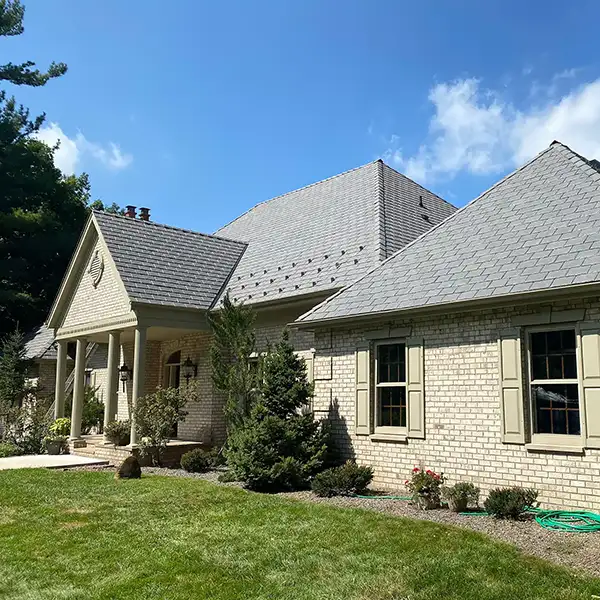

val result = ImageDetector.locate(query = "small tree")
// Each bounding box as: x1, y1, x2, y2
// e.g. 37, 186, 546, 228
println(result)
226, 330, 329, 492
208, 293, 260, 431
0, 328, 30, 414
134, 387, 188, 466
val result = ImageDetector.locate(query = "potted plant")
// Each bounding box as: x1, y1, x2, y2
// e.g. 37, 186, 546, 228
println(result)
104, 420, 131, 446
405, 467, 444, 510
44, 418, 71, 455
441, 482, 480, 512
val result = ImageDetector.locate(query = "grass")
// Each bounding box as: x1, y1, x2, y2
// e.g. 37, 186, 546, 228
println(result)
0, 470, 598, 600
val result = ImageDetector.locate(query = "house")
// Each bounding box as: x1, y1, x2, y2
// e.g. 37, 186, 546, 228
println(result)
45, 161, 454, 462
294, 141, 600, 511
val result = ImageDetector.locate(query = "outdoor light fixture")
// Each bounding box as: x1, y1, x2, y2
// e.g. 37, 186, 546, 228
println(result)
182, 356, 198, 383
118, 363, 132, 392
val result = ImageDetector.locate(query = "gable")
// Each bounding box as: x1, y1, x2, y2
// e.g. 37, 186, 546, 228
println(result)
61, 232, 131, 329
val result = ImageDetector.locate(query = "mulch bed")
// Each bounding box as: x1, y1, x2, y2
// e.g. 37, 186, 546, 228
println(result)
66, 464, 600, 578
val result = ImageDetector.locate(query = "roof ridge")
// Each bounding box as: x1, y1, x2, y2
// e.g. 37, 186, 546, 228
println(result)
297, 142, 560, 323
548, 140, 600, 183
92, 210, 247, 247
215, 160, 382, 234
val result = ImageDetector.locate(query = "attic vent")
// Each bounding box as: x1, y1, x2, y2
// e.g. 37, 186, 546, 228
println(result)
88, 250, 104, 288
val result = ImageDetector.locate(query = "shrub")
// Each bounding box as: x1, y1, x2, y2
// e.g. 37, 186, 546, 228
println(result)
49, 417, 71, 436
405, 467, 444, 509
484, 487, 538, 519
181, 448, 214, 473
311, 461, 374, 497
0, 442, 21, 457
3, 396, 51, 454
66, 386, 104, 434
225, 330, 329, 492
441, 482, 480, 512
0, 329, 30, 414
134, 387, 188, 466
104, 420, 130, 446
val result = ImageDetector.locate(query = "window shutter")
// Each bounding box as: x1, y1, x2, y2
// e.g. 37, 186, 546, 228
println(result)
498, 328, 525, 444
355, 343, 371, 435
406, 337, 425, 438
305, 356, 314, 384
579, 324, 600, 448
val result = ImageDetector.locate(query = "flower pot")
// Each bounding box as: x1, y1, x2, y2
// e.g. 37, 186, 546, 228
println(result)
46, 440, 64, 455
448, 497, 468, 513
416, 496, 440, 510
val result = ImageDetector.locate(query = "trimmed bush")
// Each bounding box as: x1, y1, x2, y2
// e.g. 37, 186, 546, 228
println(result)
311, 461, 373, 497
484, 487, 538, 519
180, 448, 214, 473
0, 442, 21, 457
104, 420, 130, 446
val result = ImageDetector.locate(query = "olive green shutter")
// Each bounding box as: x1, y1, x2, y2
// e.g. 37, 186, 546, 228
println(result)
498, 328, 525, 444
406, 337, 425, 438
579, 324, 600, 448
355, 343, 371, 435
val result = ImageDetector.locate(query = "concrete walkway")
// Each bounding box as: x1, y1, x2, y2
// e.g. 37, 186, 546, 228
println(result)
0, 454, 109, 470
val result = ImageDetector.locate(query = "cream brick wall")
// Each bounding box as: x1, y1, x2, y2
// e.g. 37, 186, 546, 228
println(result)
62, 237, 131, 328
311, 296, 600, 511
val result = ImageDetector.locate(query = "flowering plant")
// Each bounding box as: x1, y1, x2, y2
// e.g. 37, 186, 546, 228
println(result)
405, 467, 444, 509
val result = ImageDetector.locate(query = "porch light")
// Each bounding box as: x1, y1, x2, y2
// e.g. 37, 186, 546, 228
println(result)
182, 356, 197, 383
119, 363, 131, 392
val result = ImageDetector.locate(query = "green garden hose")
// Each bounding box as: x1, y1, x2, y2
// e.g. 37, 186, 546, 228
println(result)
351, 494, 412, 500
530, 509, 600, 532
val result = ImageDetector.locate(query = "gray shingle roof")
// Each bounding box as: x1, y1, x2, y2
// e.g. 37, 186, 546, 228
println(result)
93, 211, 247, 311
216, 161, 455, 306
24, 324, 57, 361
297, 142, 600, 324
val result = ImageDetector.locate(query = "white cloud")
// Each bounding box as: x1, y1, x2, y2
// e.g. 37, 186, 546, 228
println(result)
33, 122, 133, 175
384, 75, 600, 184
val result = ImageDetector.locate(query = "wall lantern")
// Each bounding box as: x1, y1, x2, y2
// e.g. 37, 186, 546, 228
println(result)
182, 356, 198, 383
119, 363, 132, 392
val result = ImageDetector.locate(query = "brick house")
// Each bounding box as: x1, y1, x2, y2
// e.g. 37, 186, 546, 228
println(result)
44, 160, 454, 459
43, 141, 600, 509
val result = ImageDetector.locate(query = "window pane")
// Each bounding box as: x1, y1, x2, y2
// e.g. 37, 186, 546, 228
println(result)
377, 343, 406, 384
532, 384, 580, 435
529, 330, 577, 381
378, 387, 406, 427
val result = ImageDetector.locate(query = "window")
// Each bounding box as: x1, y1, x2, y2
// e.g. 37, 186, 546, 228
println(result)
375, 341, 407, 429
529, 329, 581, 436
165, 351, 181, 389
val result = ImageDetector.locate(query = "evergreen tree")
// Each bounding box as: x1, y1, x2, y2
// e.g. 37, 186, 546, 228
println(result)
208, 293, 259, 431
225, 329, 329, 492
0, 328, 29, 413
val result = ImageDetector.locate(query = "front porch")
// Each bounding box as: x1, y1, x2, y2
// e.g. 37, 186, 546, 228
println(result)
71, 434, 205, 467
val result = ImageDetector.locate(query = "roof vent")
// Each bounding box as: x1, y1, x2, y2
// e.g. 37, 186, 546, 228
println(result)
419, 195, 424, 208
139, 207, 150, 221
125, 205, 136, 218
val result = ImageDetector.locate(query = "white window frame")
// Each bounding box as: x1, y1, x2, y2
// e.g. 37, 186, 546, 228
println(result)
525, 324, 584, 449
164, 351, 181, 389
374, 339, 408, 436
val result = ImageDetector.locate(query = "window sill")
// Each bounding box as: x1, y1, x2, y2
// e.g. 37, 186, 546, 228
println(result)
525, 443, 584, 455
369, 433, 408, 443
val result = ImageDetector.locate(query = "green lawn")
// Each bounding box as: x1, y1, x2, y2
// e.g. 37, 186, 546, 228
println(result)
0, 470, 598, 600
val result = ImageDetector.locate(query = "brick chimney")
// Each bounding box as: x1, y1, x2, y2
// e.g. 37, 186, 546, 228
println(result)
125, 205, 136, 218
139, 207, 150, 221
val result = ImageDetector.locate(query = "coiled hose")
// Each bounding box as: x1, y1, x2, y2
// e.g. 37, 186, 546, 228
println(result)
530, 509, 600, 532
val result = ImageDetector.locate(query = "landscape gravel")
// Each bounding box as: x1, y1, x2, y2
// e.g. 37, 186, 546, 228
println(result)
67, 465, 600, 577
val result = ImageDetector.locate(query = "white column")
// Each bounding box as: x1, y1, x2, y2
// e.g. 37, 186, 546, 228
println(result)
103, 330, 121, 441
129, 326, 147, 446
54, 339, 68, 420
70, 338, 87, 440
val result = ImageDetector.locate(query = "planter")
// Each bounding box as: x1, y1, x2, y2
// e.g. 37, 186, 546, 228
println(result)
447, 497, 468, 513
416, 496, 440, 510
46, 439, 64, 455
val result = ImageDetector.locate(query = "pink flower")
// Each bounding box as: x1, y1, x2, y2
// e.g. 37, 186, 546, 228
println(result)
412, 467, 420, 473
404, 480, 409, 485
426, 470, 433, 475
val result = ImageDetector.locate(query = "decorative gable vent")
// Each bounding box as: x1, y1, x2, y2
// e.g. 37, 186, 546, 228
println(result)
88, 249, 104, 288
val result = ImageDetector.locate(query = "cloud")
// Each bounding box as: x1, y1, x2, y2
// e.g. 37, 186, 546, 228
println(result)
33, 122, 133, 175
383, 75, 600, 184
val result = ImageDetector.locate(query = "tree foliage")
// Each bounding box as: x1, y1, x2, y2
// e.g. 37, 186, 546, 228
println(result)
208, 294, 260, 431
225, 330, 329, 492
0, 328, 29, 413
0, 1, 100, 337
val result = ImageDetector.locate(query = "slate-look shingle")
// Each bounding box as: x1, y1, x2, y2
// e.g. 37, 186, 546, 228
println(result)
216, 161, 455, 305
93, 211, 247, 311
24, 324, 57, 360
298, 142, 600, 323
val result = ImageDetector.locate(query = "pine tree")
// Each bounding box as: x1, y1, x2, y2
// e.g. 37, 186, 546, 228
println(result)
0, 328, 29, 413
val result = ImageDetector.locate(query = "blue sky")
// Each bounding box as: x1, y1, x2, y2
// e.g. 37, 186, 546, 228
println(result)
6, 1, 600, 231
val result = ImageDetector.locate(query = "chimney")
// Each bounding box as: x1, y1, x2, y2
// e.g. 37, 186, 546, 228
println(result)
125, 205, 136, 218
139, 207, 150, 221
